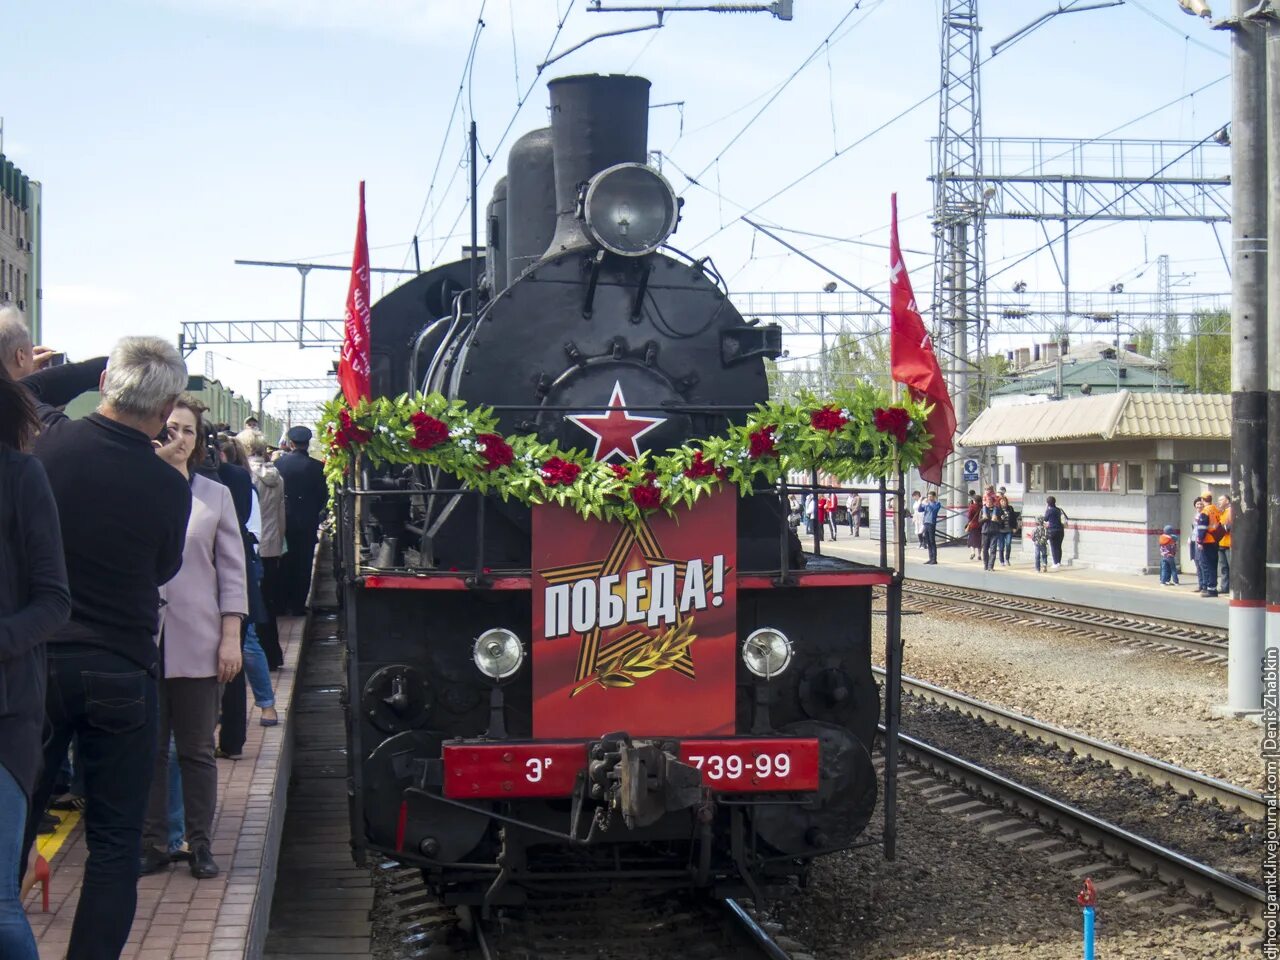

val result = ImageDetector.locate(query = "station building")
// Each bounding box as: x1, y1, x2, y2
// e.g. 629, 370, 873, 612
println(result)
958, 390, 1229, 574
966, 341, 1185, 503
0, 152, 41, 339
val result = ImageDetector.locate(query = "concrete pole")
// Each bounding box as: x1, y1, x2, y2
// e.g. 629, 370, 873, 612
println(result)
1224, 0, 1269, 714
1266, 13, 1280, 661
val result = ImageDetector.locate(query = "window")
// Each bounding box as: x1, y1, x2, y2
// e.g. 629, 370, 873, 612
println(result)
1127, 462, 1145, 493
1090, 463, 1121, 491
1030, 463, 1043, 491
1156, 462, 1178, 493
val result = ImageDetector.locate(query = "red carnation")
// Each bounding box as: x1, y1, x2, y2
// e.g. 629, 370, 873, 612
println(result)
748, 426, 778, 460
810, 406, 849, 433
540, 456, 582, 487
610, 463, 630, 480
476, 433, 514, 471
630, 483, 662, 509
409, 412, 449, 450
873, 407, 911, 445
683, 450, 720, 479
333, 409, 371, 449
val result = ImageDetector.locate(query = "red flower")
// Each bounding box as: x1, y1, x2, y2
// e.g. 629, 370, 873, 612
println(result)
333, 409, 371, 449
610, 464, 630, 480
476, 433, 514, 471
873, 407, 911, 444
630, 483, 663, 509
810, 406, 849, 433
540, 456, 582, 487
409, 412, 449, 450
683, 450, 721, 479
748, 426, 778, 459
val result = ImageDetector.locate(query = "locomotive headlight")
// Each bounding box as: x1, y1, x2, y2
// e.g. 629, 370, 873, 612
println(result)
741, 628, 793, 680
582, 163, 679, 257
473, 628, 525, 680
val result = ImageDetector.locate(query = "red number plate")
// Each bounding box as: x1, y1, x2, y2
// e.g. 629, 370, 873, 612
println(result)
443, 743, 586, 799
441, 738, 821, 799
679, 738, 820, 792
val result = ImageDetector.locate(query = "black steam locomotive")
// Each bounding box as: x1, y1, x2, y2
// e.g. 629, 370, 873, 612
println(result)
338, 73, 904, 907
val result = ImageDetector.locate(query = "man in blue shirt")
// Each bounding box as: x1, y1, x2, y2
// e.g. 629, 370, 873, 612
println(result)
920, 490, 943, 564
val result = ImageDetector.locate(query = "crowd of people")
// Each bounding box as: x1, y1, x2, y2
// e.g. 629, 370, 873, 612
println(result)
0, 309, 327, 960
791, 471, 1234, 596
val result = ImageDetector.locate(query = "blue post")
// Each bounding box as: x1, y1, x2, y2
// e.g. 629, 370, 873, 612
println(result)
1077, 877, 1097, 960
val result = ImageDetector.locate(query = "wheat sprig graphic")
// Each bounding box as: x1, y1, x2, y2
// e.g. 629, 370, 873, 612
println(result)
570, 620, 697, 697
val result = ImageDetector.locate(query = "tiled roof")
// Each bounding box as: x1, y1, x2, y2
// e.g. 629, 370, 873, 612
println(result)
1113, 391, 1231, 439
959, 391, 1230, 447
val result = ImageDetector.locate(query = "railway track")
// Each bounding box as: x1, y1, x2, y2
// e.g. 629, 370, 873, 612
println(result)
894, 730, 1266, 923
378, 863, 798, 959
900, 581, 1228, 660
875, 666, 1264, 819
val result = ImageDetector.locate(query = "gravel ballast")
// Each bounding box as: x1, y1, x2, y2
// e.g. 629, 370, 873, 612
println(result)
886, 601, 1262, 790
774, 778, 1257, 960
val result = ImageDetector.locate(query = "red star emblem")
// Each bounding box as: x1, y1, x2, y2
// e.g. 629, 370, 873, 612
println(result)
566, 382, 665, 462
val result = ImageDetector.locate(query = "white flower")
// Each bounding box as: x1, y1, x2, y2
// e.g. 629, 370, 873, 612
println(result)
840, 407, 851, 419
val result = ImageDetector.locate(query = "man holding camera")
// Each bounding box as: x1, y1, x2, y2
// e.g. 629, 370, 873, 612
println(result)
25, 336, 192, 960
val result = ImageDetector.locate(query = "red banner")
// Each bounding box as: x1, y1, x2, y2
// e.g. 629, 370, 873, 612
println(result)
889, 192, 955, 485
532, 493, 738, 739
338, 181, 371, 407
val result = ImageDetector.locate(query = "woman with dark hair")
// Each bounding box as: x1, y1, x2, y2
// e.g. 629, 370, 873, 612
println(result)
140, 395, 245, 880
0, 366, 70, 957
965, 491, 981, 560
1044, 495, 1069, 570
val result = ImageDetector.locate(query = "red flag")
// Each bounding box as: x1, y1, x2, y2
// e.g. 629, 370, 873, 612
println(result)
889, 193, 954, 486
338, 181, 371, 407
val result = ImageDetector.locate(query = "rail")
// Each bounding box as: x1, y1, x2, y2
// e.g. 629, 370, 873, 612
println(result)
894, 730, 1265, 922
875, 667, 1263, 818
900, 582, 1227, 658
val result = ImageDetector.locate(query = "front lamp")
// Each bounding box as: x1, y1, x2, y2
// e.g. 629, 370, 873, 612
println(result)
742, 628, 793, 680
582, 163, 680, 257
473, 628, 525, 680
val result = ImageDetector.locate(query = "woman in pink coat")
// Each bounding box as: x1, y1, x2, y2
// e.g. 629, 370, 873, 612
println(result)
140, 396, 245, 880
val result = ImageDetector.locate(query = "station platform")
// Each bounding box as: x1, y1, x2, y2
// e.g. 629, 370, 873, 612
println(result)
818, 532, 1227, 631
26, 615, 305, 960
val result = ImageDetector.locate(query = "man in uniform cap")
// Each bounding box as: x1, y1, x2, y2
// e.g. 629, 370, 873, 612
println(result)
275, 426, 328, 614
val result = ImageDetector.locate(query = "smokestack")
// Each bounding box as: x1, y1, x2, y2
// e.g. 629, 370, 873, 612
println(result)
543, 74, 651, 257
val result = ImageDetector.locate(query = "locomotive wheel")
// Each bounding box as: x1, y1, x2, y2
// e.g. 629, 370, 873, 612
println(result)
749, 719, 877, 856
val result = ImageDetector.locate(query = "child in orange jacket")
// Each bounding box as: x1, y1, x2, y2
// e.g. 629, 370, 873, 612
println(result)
1158, 525, 1179, 585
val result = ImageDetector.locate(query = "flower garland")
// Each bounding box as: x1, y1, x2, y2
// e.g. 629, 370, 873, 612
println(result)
320, 385, 932, 523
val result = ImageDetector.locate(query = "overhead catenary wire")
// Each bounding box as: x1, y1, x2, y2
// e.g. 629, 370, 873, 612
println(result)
680, 0, 882, 195
984, 129, 1220, 285
401, 6, 489, 271
428, 1, 579, 270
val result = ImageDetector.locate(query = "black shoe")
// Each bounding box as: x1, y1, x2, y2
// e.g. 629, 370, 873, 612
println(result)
190, 844, 220, 879
140, 847, 171, 876
1203, 590, 1219, 598
215, 747, 243, 760
37, 812, 60, 835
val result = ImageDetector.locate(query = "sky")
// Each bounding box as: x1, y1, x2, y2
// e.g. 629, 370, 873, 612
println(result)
4, 0, 1233, 419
